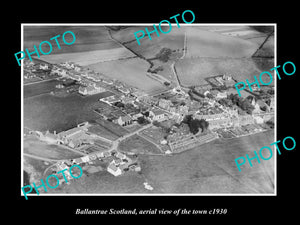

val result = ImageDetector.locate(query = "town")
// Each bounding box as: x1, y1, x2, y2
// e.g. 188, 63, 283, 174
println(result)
23, 56, 274, 187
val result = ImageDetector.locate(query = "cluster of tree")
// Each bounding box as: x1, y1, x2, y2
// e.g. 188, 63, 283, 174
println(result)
182, 115, 209, 134
155, 48, 172, 62
218, 98, 233, 107
137, 116, 150, 125
227, 94, 255, 114
149, 65, 164, 73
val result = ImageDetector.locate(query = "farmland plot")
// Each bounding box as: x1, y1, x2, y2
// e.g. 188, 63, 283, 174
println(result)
88, 58, 168, 94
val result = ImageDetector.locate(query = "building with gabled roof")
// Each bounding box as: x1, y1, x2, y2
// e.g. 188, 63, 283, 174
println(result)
115, 115, 132, 126
149, 109, 165, 121
107, 162, 122, 176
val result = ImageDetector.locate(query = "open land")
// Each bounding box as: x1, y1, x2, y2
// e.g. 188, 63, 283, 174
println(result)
124, 26, 185, 59
88, 58, 168, 94
24, 136, 83, 160
24, 91, 114, 132
175, 57, 275, 87
184, 27, 259, 58
118, 134, 162, 154
38, 48, 136, 66
24, 79, 60, 98
42, 130, 274, 194
24, 26, 118, 54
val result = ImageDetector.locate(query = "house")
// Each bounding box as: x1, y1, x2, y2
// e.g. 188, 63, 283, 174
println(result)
73, 158, 83, 164
74, 66, 81, 72
68, 139, 83, 148
253, 115, 264, 124
100, 95, 122, 105
79, 84, 106, 96
39, 130, 60, 144
121, 96, 134, 105
216, 91, 227, 99
222, 74, 232, 80
103, 151, 111, 158
39, 63, 49, 70
102, 78, 113, 85
58, 127, 85, 140
81, 155, 90, 163
107, 162, 122, 176
115, 152, 127, 160
116, 115, 132, 126
178, 105, 189, 115
132, 113, 143, 120
113, 158, 122, 165
118, 87, 130, 95
158, 99, 172, 110
149, 109, 165, 121
95, 152, 104, 158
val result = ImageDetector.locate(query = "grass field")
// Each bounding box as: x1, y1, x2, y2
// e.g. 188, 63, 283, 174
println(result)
175, 57, 275, 87
95, 118, 129, 137
24, 91, 114, 132
24, 136, 83, 159
38, 48, 136, 66
125, 26, 185, 59
37, 130, 274, 194
252, 35, 274, 57
24, 79, 60, 98
88, 58, 168, 94
24, 26, 117, 54
118, 134, 161, 154
139, 130, 274, 193
87, 123, 119, 141
24, 26, 135, 66
184, 27, 259, 58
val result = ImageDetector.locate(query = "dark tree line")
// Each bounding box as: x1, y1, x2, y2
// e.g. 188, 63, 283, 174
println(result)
155, 48, 172, 62
182, 115, 209, 134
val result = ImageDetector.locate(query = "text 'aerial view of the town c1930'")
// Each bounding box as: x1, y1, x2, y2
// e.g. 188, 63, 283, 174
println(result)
22, 24, 275, 196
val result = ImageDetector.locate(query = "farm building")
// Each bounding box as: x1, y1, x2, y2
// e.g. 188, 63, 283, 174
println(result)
149, 109, 165, 121
107, 162, 122, 176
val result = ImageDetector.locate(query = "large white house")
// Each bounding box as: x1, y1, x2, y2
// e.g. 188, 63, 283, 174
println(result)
107, 162, 122, 176
79, 84, 106, 96
149, 109, 165, 121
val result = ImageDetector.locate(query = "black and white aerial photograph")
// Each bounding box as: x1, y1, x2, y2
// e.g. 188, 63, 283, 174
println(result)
22, 24, 276, 196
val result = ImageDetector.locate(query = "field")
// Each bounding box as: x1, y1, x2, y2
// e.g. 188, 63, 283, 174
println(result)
184, 27, 259, 58
175, 57, 275, 87
24, 26, 136, 66
124, 26, 185, 59
88, 58, 168, 94
24, 91, 114, 132
195, 25, 270, 44
39, 129, 275, 194
138, 130, 274, 193
95, 118, 129, 137
24, 26, 118, 54
38, 48, 136, 66
252, 35, 275, 58
87, 123, 119, 141
24, 136, 83, 160
24, 79, 60, 98
118, 134, 162, 154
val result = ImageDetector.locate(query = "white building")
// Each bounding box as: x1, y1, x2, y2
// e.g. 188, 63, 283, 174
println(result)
107, 162, 122, 176
40, 63, 49, 70
78, 84, 106, 96
149, 109, 165, 121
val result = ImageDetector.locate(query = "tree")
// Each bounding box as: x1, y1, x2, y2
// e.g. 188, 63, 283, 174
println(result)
155, 48, 172, 62
137, 117, 149, 125
182, 115, 209, 134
